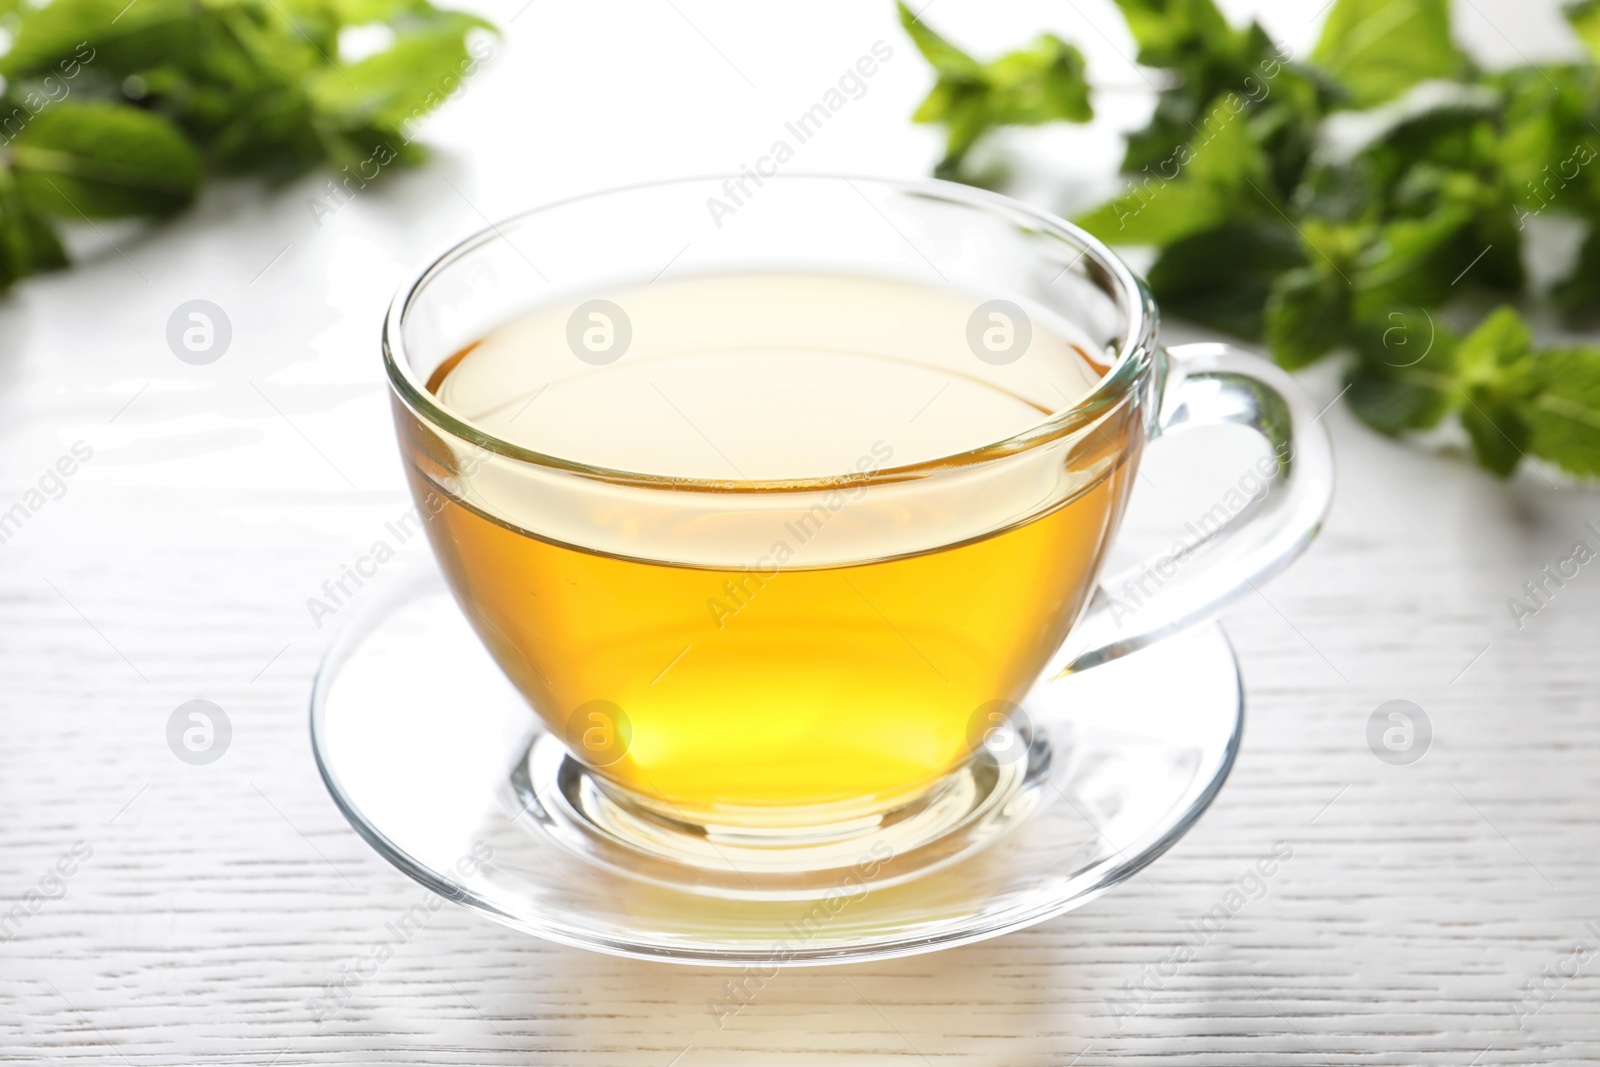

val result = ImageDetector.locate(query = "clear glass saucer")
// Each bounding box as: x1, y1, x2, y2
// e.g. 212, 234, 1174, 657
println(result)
310, 564, 1243, 967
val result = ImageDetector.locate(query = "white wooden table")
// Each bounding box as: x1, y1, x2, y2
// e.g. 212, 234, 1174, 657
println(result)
3, 0, 1597, 1062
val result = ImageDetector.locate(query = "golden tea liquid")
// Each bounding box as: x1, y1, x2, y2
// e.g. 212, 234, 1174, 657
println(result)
402, 272, 1138, 816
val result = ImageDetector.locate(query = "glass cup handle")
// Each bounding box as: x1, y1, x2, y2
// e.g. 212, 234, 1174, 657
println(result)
1058, 341, 1335, 674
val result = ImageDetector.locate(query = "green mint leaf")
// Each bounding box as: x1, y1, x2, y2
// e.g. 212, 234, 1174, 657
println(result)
1145, 219, 1304, 338
1552, 226, 1600, 318
1182, 101, 1269, 188
1350, 206, 1470, 315
10, 102, 201, 217
135, 8, 327, 180
1265, 264, 1351, 369
1345, 369, 1451, 435
0, 0, 197, 79
215, 4, 325, 86
1119, 21, 1271, 157
1076, 180, 1231, 246
898, 0, 995, 172
1112, 4, 1324, 195
1312, 0, 1464, 107
1077, 110, 1268, 245
1122, 102, 1198, 179
1443, 307, 1600, 478
329, 0, 431, 26
979, 35, 1092, 127
898, 2, 1091, 176
1454, 305, 1533, 379
1450, 307, 1538, 475
9, 203, 69, 273
897, 2, 983, 81
1262, 219, 1369, 369
1112, 0, 1235, 69
1567, 0, 1600, 64
0, 169, 68, 286
1248, 66, 1339, 196
1522, 344, 1600, 475
1495, 65, 1600, 218
1293, 160, 1380, 223
1355, 97, 1498, 200
1460, 397, 1529, 475
263, 1, 341, 63
307, 11, 494, 145
1345, 318, 1458, 434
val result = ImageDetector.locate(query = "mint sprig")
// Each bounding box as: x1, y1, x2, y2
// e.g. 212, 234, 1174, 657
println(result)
0, 0, 496, 286
897, 2, 1092, 178
900, 0, 1600, 479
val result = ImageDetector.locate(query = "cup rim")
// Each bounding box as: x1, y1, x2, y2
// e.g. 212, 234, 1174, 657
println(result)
382, 173, 1158, 493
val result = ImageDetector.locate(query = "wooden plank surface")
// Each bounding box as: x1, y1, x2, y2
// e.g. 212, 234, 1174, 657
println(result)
3, 0, 1598, 1062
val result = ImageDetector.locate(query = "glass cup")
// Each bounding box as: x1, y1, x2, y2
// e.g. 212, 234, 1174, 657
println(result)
382, 175, 1332, 872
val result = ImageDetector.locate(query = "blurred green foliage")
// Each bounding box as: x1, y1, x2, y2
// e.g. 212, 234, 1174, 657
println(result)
901, 0, 1600, 479
0, 0, 495, 288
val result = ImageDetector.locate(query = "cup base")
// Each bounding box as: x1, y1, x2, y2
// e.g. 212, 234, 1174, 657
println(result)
311, 563, 1243, 965
514, 726, 1045, 879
